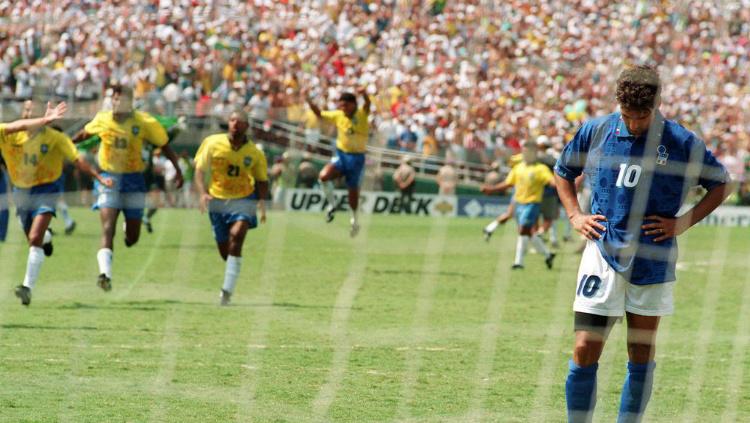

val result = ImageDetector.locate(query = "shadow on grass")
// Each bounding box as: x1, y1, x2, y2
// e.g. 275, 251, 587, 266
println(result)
367, 267, 471, 278
51, 299, 357, 311
1, 323, 98, 331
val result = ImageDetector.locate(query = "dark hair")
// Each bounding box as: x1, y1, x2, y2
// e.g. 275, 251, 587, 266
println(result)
615, 65, 661, 111
111, 84, 133, 98
339, 92, 357, 104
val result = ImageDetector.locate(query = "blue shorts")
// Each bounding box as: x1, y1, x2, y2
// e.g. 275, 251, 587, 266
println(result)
0, 169, 8, 210
12, 177, 63, 231
515, 203, 541, 229
331, 149, 365, 189
94, 172, 146, 220
208, 195, 258, 243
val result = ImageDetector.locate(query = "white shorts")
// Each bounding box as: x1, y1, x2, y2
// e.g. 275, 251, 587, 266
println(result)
573, 241, 674, 317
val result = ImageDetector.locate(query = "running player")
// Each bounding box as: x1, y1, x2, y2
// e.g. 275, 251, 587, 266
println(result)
73, 85, 183, 292
194, 109, 268, 306
0, 156, 8, 242
556, 65, 733, 422
0, 101, 112, 305
481, 142, 556, 269
305, 87, 370, 237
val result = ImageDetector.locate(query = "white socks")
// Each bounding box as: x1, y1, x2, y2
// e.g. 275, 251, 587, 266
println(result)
223, 255, 242, 294
22, 246, 45, 290
531, 234, 551, 258
351, 208, 359, 225
515, 235, 529, 266
485, 220, 499, 233
97, 248, 113, 278
321, 180, 335, 210
43, 229, 52, 244
59, 201, 74, 227
549, 225, 558, 244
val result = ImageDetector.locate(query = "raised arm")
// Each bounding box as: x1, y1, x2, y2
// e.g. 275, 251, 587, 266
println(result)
304, 90, 322, 118
3, 102, 67, 135
358, 86, 371, 113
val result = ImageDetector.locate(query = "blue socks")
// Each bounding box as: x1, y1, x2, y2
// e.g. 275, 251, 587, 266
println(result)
0, 207, 7, 241
566, 360, 598, 423
617, 361, 656, 423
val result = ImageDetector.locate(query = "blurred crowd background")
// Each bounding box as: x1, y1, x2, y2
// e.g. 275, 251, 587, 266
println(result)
1, 0, 749, 202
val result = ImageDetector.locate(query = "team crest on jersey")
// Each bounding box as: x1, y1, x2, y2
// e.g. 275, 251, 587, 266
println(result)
656, 145, 668, 165
40, 143, 49, 154
244, 156, 252, 167
132, 126, 140, 135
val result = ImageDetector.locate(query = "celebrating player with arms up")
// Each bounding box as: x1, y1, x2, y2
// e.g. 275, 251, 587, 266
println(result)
194, 109, 268, 306
305, 87, 370, 237
74, 85, 183, 292
0, 101, 112, 306
481, 141, 556, 270
555, 65, 734, 423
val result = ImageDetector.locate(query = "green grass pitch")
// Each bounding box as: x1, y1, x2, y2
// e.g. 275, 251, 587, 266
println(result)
1, 208, 749, 422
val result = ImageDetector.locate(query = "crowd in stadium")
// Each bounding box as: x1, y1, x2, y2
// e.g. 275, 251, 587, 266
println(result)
1, 1, 749, 188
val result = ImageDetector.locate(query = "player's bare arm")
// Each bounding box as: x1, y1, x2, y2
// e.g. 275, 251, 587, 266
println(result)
358, 86, 371, 112
303, 90, 322, 118
160, 144, 184, 189
256, 180, 269, 224
555, 173, 606, 240
480, 181, 511, 195
3, 102, 67, 135
194, 166, 211, 213
642, 181, 737, 242
75, 157, 113, 188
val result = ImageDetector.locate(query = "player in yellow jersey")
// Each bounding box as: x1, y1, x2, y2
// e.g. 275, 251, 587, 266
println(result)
74, 85, 183, 292
481, 142, 556, 270
0, 101, 112, 306
305, 88, 370, 237
194, 109, 268, 306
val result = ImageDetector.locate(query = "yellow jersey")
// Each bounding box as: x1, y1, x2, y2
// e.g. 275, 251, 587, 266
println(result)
320, 108, 369, 153
194, 134, 268, 200
0, 125, 79, 188
504, 162, 553, 204
84, 111, 168, 173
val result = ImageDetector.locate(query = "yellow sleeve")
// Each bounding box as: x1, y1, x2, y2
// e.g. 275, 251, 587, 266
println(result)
540, 165, 553, 184
83, 112, 107, 135
0, 123, 6, 141
320, 110, 341, 123
194, 139, 211, 170
504, 166, 517, 185
51, 129, 79, 162
251, 148, 268, 182
141, 114, 168, 147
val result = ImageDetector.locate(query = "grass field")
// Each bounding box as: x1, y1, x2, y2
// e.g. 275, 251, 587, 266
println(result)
1, 208, 749, 422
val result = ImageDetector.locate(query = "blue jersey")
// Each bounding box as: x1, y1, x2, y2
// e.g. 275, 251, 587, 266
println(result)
555, 112, 729, 285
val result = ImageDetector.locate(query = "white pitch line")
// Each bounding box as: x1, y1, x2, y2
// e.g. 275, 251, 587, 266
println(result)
116, 220, 169, 299
236, 213, 289, 421
147, 212, 196, 421
394, 217, 448, 420
311, 214, 372, 421
464, 225, 517, 420
526, 245, 581, 422
678, 228, 730, 423
720, 237, 750, 423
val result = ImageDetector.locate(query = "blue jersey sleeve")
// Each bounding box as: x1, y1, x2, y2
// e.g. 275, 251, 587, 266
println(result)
687, 136, 730, 190
554, 123, 594, 180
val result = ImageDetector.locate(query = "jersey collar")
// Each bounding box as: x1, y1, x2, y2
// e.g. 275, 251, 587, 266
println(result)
615, 110, 666, 140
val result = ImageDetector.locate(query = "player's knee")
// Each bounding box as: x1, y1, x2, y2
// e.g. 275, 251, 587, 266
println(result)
627, 342, 654, 364
27, 233, 44, 247
573, 338, 603, 367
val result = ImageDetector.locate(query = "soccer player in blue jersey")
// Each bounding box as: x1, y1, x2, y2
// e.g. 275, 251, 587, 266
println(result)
555, 65, 734, 423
